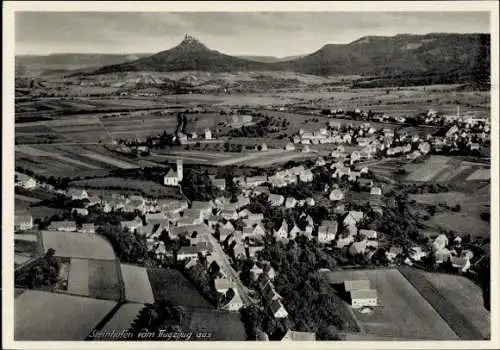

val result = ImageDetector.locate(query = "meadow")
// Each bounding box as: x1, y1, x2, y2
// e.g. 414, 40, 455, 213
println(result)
323, 269, 459, 340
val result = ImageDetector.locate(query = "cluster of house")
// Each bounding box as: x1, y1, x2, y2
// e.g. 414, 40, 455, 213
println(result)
430, 233, 474, 272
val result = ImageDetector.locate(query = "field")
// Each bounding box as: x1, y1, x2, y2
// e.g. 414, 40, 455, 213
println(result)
14, 233, 41, 265
99, 303, 145, 333
40, 230, 116, 261
322, 269, 459, 340
147, 268, 215, 309
16, 143, 141, 177
152, 149, 319, 168
70, 177, 181, 199
88, 259, 122, 301
119, 264, 155, 304
399, 267, 488, 340
404, 156, 490, 183
15, 289, 117, 340
186, 310, 246, 341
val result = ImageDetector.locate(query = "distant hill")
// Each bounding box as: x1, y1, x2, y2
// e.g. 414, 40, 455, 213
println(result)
31, 33, 490, 87
93, 35, 279, 74
279, 33, 490, 85
236, 54, 307, 63
16, 53, 151, 72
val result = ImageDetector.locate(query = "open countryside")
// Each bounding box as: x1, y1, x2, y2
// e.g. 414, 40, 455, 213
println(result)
12, 10, 492, 344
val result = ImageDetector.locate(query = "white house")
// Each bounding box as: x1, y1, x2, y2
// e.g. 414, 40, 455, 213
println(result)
212, 178, 226, 191
433, 234, 449, 251
349, 289, 378, 309
79, 223, 96, 234
274, 221, 289, 241
358, 229, 377, 240
269, 300, 288, 319
68, 188, 88, 200
48, 220, 77, 232
317, 221, 338, 244
299, 170, 314, 183
15, 173, 37, 189
285, 197, 297, 208
15, 214, 33, 231
223, 289, 244, 311
343, 211, 364, 228
329, 189, 344, 201
285, 143, 296, 151
370, 187, 382, 196
268, 194, 285, 207
205, 128, 212, 140
72, 208, 89, 216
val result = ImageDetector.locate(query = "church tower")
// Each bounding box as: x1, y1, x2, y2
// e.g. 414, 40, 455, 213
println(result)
177, 159, 183, 182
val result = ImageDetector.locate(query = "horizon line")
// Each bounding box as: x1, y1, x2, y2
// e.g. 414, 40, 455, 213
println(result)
15, 31, 490, 57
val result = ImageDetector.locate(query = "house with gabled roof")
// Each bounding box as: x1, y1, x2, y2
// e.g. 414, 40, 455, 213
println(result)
48, 220, 77, 232
432, 234, 449, 251
269, 300, 288, 319
79, 223, 96, 234
274, 221, 289, 241
288, 224, 302, 240
343, 211, 364, 228
349, 240, 368, 256
268, 194, 285, 207
15, 214, 33, 231
285, 197, 298, 208
250, 263, 264, 281
67, 188, 88, 200
248, 245, 265, 259
317, 220, 338, 243
329, 189, 344, 201
370, 187, 382, 196
358, 229, 377, 240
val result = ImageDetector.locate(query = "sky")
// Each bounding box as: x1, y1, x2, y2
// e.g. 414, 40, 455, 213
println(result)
15, 12, 490, 57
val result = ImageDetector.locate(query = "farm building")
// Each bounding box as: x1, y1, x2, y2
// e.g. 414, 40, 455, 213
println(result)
222, 289, 243, 311
248, 245, 265, 258
15, 172, 37, 189
250, 263, 264, 281
285, 197, 298, 208
350, 289, 378, 309
299, 170, 314, 182
269, 299, 289, 319
212, 178, 226, 191
214, 277, 232, 293
177, 246, 200, 261
205, 128, 212, 140
288, 224, 302, 240
246, 176, 268, 188
72, 208, 89, 216
433, 234, 449, 251
79, 223, 96, 234
48, 221, 77, 232
343, 211, 364, 227
358, 229, 377, 240
261, 143, 268, 151
285, 143, 296, 151
329, 189, 344, 201
281, 330, 316, 341
67, 188, 88, 200
370, 187, 382, 196
274, 221, 289, 241
317, 221, 338, 244
386, 246, 403, 261
121, 216, 143, 233
15, 214, 33, 231
349, 240, 368, 256
268, 194, 285, 207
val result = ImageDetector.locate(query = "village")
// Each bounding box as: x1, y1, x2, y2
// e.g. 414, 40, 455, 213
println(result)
14, 104, 491, 341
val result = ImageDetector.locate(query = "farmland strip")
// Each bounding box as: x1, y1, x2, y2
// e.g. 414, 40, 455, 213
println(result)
398, 267, 484, 340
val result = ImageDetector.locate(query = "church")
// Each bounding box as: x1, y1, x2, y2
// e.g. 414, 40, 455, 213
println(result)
163, 160, 183, 186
